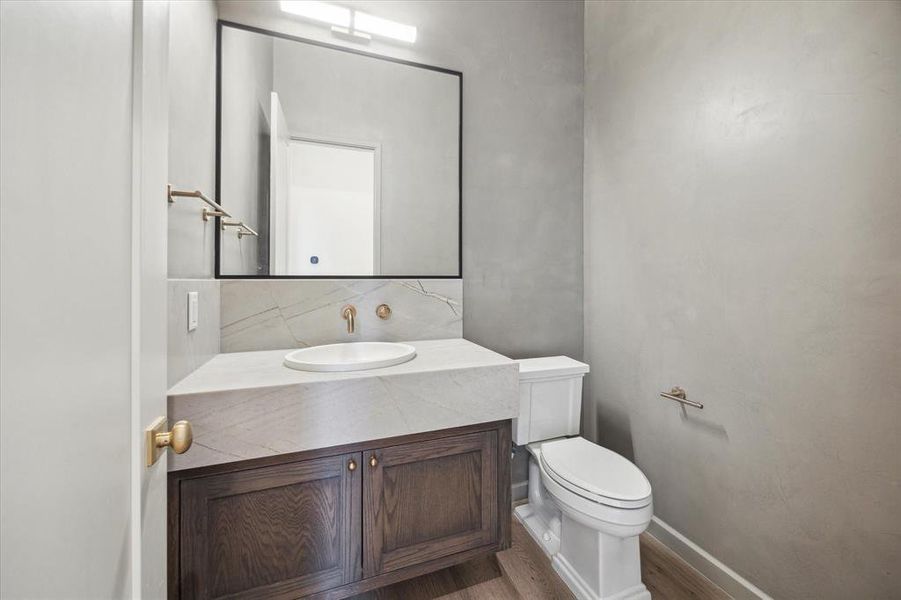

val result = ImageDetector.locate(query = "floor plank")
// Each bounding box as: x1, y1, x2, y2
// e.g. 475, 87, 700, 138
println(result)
350, 515, 732, 600
496, 520, 574, 600
640, 532, 732, 600
348, 553, 518, 600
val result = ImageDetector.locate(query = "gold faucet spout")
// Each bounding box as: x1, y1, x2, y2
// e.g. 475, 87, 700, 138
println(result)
342, 305, 357, 334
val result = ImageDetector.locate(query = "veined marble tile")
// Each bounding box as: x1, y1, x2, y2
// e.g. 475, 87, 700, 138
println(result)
220, 279, 462, 352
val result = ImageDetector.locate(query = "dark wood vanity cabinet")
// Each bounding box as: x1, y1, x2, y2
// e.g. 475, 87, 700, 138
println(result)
363, 429, 500, 578
176, 453, 362, 599
169, 421, 511, 600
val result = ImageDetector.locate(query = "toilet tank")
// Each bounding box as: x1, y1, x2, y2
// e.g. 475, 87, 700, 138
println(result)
513, 356, 590, 445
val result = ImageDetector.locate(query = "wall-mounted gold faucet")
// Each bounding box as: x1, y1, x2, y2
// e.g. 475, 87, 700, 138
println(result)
342, 305, 357, 334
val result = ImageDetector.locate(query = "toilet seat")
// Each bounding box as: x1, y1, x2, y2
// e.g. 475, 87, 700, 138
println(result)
540, 437, 652, 509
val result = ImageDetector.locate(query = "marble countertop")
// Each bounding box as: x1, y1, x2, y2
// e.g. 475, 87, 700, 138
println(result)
169, 338, 512, 396
167, 338, 519, 471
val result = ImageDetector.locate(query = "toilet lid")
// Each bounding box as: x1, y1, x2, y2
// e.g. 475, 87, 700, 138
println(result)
540, 437, 652, 509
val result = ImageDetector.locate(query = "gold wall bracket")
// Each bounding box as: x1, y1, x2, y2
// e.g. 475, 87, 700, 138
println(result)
221, 219, 260, 239
202, 207, 226, 221
145, 416, 194, 467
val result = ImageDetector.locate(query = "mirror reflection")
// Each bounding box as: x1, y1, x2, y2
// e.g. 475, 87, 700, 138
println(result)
218, 24, 461, 277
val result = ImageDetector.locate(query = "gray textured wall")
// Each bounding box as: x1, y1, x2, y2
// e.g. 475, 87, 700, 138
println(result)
583, 2, 901, 598
168, 0, 217, 279
217, 0, 584, 359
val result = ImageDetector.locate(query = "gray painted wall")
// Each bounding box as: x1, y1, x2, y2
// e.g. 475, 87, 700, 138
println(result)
0, 2, 135, 596
220, 27, 273, 275
216, 0, 584, 359
583, 2, 901, 598
168, 279, 221, 387
168, 0, 217, 279
271, 36, 460, 276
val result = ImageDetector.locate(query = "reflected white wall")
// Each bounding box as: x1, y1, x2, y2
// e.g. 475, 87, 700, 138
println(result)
286, 140, 376, 275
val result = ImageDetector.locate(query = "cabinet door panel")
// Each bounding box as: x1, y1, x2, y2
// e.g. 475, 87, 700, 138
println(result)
364, 431, 498, 577
179, 453, 361, 599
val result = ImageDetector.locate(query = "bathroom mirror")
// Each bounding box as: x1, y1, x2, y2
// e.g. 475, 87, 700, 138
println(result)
216, 22, 461, 278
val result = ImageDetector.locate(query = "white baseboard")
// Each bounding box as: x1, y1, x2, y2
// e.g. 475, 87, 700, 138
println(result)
646, 516, 772, 600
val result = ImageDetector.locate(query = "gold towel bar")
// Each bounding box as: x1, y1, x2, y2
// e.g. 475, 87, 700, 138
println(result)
167, 184, 231, 218
167, 184, 257, 238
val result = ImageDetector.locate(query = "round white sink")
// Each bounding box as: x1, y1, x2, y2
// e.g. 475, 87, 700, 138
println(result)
284, 342, 417, 372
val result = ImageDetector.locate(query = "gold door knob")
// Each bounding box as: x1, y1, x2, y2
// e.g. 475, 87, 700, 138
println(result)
348, 459, 357, 471
145, 417, 193, 466
156, 420, 193, 454
369, 454, 378, 468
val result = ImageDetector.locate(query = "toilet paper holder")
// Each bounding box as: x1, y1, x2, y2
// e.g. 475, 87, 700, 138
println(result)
660, 387, 703, 409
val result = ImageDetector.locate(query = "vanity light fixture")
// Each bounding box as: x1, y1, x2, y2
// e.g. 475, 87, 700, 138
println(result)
353, 11, 417, 43
279, 1, 417, 44
279, 0, 351, 28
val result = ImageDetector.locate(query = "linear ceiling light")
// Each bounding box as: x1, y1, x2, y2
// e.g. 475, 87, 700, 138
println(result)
279, 1, 351, 28
353, 11, 417, 44
280, 1, 417, 44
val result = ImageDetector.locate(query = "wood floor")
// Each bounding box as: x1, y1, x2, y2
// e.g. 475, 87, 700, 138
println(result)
639, 532, 731, 600
350, 517, 731, 600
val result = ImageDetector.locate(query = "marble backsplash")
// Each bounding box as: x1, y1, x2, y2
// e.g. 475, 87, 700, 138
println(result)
220, 279, 463, 352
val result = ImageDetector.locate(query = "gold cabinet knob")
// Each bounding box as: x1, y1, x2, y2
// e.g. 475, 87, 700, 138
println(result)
156, 420, 193, 454
348, 459, 357, 471
369, 454, 378, 468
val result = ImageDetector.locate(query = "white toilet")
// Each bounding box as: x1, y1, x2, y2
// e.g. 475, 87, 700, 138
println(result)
514, 357, 653, 600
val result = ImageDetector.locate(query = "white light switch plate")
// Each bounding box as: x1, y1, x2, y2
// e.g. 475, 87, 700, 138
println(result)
187, 291, 199, 332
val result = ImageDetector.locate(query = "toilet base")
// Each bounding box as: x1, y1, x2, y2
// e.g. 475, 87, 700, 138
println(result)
514, 502, 560, 557
552, 512, 650, 600
554, 552, 651, 600
513, 456, 562, 557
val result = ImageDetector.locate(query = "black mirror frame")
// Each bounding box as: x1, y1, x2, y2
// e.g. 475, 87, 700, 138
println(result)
214, 20, 463, 280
